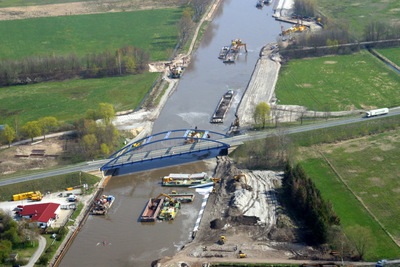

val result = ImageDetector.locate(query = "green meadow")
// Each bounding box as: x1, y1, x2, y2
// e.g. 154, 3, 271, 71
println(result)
0, 72, 158, 126
0, 0, 93, 8
275, 50, 400, 111
298, 128, 400, 260
0, 8, 181, 60
316, 0, 400, 38
376, 47, 400, 67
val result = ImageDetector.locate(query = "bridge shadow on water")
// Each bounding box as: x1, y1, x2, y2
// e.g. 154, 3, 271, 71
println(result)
104, 149, 225, 177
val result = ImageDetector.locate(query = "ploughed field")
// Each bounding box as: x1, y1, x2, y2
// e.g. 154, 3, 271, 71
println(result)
297, 128, 400, 260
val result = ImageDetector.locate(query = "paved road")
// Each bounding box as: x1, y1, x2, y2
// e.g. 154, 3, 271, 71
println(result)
23, 235, 46, 267
1, 109, 400, 187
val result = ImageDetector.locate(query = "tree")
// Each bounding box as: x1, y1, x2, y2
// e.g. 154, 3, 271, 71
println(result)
38, 117, 57, 140
178, 8, 194, 46
346, 225, 373, 260
100, 143, 110, 156
2, 125, 15, 147
22, 121, 41, 142
253, 102, 271, 128
97, 103, 115, 125
82, 134, 98, 159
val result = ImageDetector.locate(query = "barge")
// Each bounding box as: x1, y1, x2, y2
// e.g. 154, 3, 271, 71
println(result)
92, 195, 115, 215
210, 89, 234, 123
168, 192, 195, 203
140, 198, 165, 222
162, 178, 213, 187
219, 39, 247, 63
163, 172, 207, 180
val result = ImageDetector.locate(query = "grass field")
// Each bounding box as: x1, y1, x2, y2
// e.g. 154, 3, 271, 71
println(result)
275, 50, 400, 111
316, 0, 400, 39
0, 172, 100, 201
0, 72, 158, 126
0, 0, 93, 8
0, 8, 181, 60
376, 47, 400, 67
297, 128, 400, 260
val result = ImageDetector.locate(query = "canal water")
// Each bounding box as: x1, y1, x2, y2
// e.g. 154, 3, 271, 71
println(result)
60, 1, 289, 266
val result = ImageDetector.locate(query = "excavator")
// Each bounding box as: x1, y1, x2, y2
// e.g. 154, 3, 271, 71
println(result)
231, 39, 247, 53
152, 193, 177, 208
211, 177, 221, 183
219, 236, 226, 245
234, 174, 248, 184
238, 250, 247, 258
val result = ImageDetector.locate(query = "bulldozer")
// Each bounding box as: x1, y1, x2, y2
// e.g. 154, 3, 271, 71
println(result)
234, 174, 248, 185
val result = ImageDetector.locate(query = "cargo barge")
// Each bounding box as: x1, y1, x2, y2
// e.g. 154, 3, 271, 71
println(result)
210, 89, 234, 123
163, 172, 207, 180
162, 178, 213, 187
92, 195, 115, 215
168, 192, 195, 203
219, 39, 247, 63
140, 198, 165, 222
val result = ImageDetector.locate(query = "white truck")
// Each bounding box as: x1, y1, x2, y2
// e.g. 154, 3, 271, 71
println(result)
366, 108, 389, 118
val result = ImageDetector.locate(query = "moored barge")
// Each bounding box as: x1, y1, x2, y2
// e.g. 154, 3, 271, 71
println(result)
140, 198, 165, 222
210, 89, 234, 123
92, 195, 115, 215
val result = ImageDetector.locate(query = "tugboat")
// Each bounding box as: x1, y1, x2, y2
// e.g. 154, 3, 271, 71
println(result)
256, 0, 264, 8
218, 46, 230, 59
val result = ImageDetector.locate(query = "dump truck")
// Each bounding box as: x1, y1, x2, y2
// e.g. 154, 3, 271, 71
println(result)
366, 108, 389, 118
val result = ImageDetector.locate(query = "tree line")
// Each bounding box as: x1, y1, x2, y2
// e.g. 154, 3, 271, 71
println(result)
0, 46, 150, 87
0, 103, 119, 161
282, 163, 340, 244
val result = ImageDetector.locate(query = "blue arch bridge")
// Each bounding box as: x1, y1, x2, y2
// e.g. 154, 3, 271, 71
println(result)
100, 129, 230, 171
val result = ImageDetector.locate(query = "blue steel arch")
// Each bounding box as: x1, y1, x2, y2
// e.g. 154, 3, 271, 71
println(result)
101, 129, 229, 171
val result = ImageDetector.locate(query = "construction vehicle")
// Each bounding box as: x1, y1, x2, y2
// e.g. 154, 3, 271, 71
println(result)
13, 191, 43, 201
211, 177, 221, 183
171, 65, 183, 79
219, 236, 226, 245
234, 174, 248, 185
238, 250, 246, 258
231, 39, 247, 53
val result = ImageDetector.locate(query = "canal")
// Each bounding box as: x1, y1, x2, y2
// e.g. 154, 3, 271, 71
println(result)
60, 1, 289, 266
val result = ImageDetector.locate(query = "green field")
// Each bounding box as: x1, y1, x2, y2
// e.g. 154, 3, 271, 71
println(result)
0, 72, 158, 126
376, 47, 400, 68
0, 172, 100, 201
0, 0, 93, 8
275, 50, 400, 111
0, 8, 181, 60
297, 128, 400, 260
316, 0, 400, 39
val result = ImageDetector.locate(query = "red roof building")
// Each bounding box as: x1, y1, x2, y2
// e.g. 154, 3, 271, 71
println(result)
16, 203, 60, 228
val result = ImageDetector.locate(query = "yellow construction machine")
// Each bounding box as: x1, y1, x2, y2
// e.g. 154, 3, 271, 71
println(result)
211, 177, 221, 183
234, 174, 248, 184
231, 39, 248, 52
219, 236, 226, 245
238, 250, 246, 258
